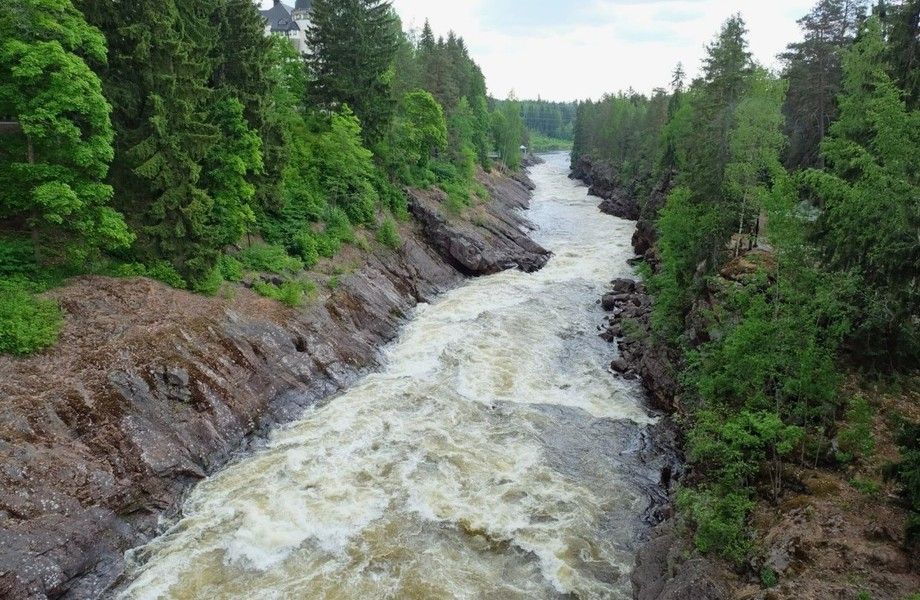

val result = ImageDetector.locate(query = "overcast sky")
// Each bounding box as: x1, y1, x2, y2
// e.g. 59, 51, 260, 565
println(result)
264, 0, 816, 101
391, 0, 816, 101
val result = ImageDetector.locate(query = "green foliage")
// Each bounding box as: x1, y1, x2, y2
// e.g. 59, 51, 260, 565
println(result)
677, 485, 754, 564
376, 218, 401, 249
252, 280, 313, 308
492, 95, 526, 169
527, 131, 573, 153
306, 0, 399, 144
217, 254, 243, 283
520, 100, 577, 141
0, 0, 132, 267
801, 17, 920, 368
384, 90, 448, 184
760, 566, 779, 588
314, 107, 379, 226
890, 420, 920, 548
240, 244, 304, 275
292, 232, 320, 268
850, 477, 882, 498
0, 277, 62, 355
835, 396, 876, 464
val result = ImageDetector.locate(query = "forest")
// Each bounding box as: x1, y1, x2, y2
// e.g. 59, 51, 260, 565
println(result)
0, 0, 529, 356
572, 0, 919, 570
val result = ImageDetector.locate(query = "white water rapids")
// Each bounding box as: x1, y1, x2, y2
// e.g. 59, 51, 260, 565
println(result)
117, 153, 659, 600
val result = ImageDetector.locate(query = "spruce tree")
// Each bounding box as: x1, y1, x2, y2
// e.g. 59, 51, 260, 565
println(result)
803, 16, 920, 365
885, 0, 919, 109
306, 0, 399, 144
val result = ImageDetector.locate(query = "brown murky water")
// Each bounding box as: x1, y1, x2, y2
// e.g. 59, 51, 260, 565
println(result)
117, 153, 658, 600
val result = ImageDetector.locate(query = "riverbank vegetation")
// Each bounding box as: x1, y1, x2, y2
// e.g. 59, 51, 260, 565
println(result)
573, 0, 919, 576
0, 0, 529, 355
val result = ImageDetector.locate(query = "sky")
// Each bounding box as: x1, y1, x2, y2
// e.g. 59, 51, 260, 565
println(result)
264, 0, 817, 102
390, 0, 815, 101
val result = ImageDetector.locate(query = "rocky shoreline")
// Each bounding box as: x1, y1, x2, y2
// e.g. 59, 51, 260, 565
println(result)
575, 154, 738, 600
0, 168, 549, 600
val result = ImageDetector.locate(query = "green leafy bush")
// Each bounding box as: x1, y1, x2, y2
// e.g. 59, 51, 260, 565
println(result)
292, 232, 320, 267
376, 219, 402, 250
217, 254, 244, 283
677, 485, 754, 565
240, 244, 304, 274
836, 396, 876, 464
760, 567, 778, 588
0, 278, 62, 356
193, 267, 224, 296
252, 280, 313, 308
890, 421, 920, 548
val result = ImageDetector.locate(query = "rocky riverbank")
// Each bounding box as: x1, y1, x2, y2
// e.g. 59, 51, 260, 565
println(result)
575, 155, 727, 599
0, 169, 549, 600
581, 157, 920, 600
570, 155, 640, 221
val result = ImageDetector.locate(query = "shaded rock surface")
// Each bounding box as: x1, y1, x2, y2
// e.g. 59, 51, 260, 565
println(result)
570, 156, 640, 220
0, 170, 547, 600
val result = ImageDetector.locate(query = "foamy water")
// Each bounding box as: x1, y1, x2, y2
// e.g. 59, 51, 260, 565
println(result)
116, 153, 654, 600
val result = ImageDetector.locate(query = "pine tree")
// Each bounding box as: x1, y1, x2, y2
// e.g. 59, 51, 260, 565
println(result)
0, 0, 132, 266
781, 0, 868, 169
306, 0, 399, 144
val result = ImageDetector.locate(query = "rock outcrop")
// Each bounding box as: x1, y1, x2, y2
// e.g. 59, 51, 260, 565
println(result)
0, 170, 548, 600
570, 155, 640, 220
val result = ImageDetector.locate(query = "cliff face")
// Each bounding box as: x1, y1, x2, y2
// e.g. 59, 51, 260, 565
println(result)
569, 155, 640, 221
0, 170, 549, 600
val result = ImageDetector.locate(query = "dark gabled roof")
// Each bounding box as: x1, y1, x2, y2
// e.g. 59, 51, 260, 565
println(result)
260, 2, 300, 33
294, 0, 312, 12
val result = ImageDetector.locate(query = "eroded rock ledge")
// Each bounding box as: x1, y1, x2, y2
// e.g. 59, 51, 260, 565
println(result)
570, 155, 640, 220
0, 169, 549, 600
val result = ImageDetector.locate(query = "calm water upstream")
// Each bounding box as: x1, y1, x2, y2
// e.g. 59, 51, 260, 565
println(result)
117, 152, 659, 600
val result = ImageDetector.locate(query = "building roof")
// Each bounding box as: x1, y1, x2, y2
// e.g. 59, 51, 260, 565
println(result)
294, 0, 312, 12
260, 1, 300, 33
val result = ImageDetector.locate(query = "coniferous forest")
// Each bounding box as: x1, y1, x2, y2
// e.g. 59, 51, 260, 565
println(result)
572, 0, 919, 570
0, 0, 528, 355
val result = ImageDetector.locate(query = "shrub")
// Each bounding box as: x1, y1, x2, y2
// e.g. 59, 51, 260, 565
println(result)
0, 237, 36, 276
110, 261, 188, 289
252, 280, 315, 308
0, 278, 62, 356
292, 232, 320, 268
217, 254, 244, 282
677, 485, 754, 565
890, 421, 920, 548
147, 262, 188, 289
836, 396, 876, 465
376, 219, 402, 250
193, 267, 224, 296
240, 244, 304, 274
760, 567, 778, 588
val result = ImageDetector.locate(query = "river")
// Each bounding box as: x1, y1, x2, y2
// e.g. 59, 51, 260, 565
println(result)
116, 152, 661, 600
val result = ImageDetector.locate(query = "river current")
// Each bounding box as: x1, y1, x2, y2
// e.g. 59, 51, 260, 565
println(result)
117, 152, 658, 600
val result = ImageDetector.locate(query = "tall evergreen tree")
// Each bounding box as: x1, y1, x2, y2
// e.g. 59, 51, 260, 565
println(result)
781, 0, 868, 169
803, 16, 920, 365
306, 0, 399, 143
885, 0, 920, 109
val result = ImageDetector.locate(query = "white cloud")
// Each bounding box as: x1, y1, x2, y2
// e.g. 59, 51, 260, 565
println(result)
263, 0, 816, 101
391, 0, 815, 100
